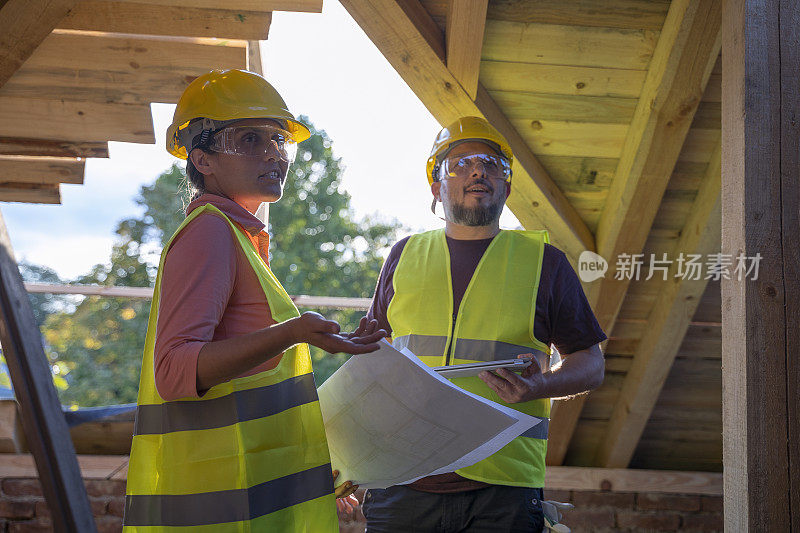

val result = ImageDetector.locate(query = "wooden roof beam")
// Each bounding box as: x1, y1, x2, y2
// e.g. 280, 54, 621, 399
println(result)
595, 142, 721, 468
546, 0, 722, 466
0, 138, 108, 158
2, 31, 247, 105
107, 0, 322, 12
0, 156, 85, 185
445, 0, 487, 99
0, 0, 77, 88
0, 183, 61, 204
340, 0, 595, 263
59, 1, 273, 40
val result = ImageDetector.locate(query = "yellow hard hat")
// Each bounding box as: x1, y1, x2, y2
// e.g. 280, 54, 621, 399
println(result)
166, 69, 311, 160
426, 116, 513, 185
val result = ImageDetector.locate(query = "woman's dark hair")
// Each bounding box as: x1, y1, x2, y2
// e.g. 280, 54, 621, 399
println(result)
184, 144, 213, 204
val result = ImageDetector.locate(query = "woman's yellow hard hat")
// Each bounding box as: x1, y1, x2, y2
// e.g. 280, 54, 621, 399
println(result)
166, 69, 311, 160
426, 116, 513, 185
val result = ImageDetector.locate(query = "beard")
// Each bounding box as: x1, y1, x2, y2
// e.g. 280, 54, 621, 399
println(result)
445, 195, 504, 226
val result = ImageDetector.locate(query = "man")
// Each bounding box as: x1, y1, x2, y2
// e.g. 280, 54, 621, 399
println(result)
362, 116, 606, 532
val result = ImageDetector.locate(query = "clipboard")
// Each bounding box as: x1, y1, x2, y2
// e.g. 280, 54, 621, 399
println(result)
433, 357, 533, 378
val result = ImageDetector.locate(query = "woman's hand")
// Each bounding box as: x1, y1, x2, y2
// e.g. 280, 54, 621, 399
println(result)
291, 312, 386, 354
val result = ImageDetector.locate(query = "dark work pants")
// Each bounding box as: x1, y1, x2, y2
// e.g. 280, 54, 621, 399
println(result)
362, 484, 544, 533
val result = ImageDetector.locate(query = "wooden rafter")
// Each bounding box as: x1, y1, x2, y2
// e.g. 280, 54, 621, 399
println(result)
1, 31, 247, 105
546, 0, 722, 465
340, 0, 594, 263
107, 0, 322, 11
0, 155, 85, 185
59, 1, 273, 40
0, 138, 108, 158
0, 183, 61, 204
445, 0, 487, 99
0, 0, 77, 88
0, 97, 154, 143
595, 142, 721, 468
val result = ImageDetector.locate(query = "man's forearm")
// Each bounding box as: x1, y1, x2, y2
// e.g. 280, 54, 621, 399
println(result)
537, 344, 604, 400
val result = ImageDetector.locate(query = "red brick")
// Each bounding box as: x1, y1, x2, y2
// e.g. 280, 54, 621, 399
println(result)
571, 490, 635, 508
543, 489, 572, 502
108, 497, 125, 518
700, 496, 723, 512
91, 498, 109, 516
8, 519, 52, 532
0, 500, 35, 519
33, 500, 48, 518
638, 493, 701, 512
617, 510, 681, 530
559, 508, 615, 530
95, 515, 122, 533
84, 480, 126, 498
681, 512, 724, 531
2, 480, 42, 498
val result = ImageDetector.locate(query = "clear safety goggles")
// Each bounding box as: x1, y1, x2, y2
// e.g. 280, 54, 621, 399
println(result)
208, 125, 298, 163
439, 153, 512, 182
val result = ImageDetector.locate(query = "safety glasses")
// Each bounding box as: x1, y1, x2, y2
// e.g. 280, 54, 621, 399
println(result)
208, 125, 298, 163
440, 153, 512, 182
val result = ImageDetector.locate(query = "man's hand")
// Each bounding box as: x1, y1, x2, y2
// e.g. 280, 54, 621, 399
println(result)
291, 312, 386, 354
333, 469, 359, 499
479, 354, 544, 403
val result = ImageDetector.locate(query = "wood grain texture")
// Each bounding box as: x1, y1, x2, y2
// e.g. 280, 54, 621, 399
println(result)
0, 97, 154, 143
0, 138, 108, 158
596, 142, 721, 468
0, 156, 84, 185
0, 183, 60, 204
0, 0, 77, 88
104, 0, 321, 11
548, 0, 722, 466
721, 0, 794, 529
339, 0, 594, 264
445, 0, 486, 99
1, 31, 246, 105
60, 1, 272, 39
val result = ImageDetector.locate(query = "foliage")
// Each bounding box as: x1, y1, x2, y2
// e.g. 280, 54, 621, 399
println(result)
29, 118, 400, 405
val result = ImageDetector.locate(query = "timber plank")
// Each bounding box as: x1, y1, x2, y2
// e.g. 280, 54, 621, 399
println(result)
480, 61, 646, 99
510, 119, 627, 158
0, 156, 84, 185
482, 20, 659, 70
0, 138, 108, 158
0, 183, 60, 204
0, 0, 78, 88
422, 0, 671, 31
60, 1, 272, 40
2, 31, 246, 105
490, 91, 637, 124
445, 0, 486, 99
107, 0, 321, 11
537, 155, 616, 192
0, 97, 154, 143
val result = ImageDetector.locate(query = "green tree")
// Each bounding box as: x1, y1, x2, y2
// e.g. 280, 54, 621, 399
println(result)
37, 118, 400, 405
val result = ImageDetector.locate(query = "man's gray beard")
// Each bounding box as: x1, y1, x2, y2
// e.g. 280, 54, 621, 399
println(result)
445, 198, 504, 226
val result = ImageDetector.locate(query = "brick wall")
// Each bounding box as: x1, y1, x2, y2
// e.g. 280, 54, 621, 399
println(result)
0, 478, 124, 532
0, 477, 722, 532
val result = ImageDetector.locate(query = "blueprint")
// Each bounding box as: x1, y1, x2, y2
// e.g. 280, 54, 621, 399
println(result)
317, 339, 541, 489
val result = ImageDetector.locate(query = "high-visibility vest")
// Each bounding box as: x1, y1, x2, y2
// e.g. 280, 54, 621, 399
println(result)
387, 228, 551, 488
124, 204, 337, 532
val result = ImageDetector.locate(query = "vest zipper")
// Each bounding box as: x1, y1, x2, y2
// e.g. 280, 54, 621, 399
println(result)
445, 313, 457, 365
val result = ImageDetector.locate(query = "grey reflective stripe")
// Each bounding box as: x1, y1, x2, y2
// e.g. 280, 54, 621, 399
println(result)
452, 338, 549, 369
135, 373, 318, 435
519, 417, 549, 440
124, 463, 333, 526
393, 334, 447, 357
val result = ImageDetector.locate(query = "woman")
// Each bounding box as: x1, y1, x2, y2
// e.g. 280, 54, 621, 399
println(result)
123, 69, 383, 532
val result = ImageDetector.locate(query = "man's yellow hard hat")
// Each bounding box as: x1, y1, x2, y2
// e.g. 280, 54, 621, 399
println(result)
166, 69, 311, 160
426, 116, 513, 185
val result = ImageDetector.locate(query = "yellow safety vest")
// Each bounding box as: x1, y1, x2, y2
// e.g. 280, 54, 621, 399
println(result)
387, 228, 551, 488
124, 204, 337, 532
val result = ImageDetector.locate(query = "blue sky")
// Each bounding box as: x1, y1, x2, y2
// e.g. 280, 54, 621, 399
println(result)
3, 0, 520, 280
